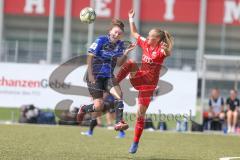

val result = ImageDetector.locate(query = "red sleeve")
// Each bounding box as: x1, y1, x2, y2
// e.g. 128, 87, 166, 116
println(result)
137, 35, 146, 48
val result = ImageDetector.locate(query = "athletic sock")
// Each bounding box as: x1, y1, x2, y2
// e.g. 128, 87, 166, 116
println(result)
89, 119, 97, 132
115, 100, 124, 123
133, 116, 145, 143
116, 59, 133, 83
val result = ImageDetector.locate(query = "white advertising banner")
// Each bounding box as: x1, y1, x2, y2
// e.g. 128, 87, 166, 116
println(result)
0, 63, 197, 115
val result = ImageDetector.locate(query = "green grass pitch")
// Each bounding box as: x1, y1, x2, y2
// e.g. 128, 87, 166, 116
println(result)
0, 124, 240, 160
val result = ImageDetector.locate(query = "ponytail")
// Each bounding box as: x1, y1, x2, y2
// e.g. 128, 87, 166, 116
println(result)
152, 28, 174, 55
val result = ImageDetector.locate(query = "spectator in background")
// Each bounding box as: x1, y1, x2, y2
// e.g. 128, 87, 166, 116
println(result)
207, 88, 225, 130
226, 89, 240, 133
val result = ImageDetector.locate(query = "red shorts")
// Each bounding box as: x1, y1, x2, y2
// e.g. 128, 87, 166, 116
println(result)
138, 90, 154, 107
130, 71, 156, 91
130, 70, 156, 106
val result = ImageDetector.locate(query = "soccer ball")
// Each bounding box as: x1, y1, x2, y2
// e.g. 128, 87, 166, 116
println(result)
79, 7, 96, 24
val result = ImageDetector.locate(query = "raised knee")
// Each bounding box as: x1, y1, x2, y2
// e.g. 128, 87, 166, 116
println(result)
94, 100, 104, 111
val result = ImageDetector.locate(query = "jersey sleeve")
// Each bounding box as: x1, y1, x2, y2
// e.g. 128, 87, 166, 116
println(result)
137, 35, 146, 48
88, 37, 103, 56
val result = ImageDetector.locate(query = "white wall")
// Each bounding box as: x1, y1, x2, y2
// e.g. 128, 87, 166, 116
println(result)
0, 63, 197, 115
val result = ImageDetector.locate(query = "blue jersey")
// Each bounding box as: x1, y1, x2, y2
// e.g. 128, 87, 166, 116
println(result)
88, 35, 125, 78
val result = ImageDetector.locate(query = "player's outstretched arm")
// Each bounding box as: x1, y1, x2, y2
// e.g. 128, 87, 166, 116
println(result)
87, 53, 95, 83
117, 42, 136, 66
129, 9, 140, 39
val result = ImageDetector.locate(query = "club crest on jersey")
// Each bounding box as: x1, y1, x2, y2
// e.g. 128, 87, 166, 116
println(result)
152, 51, 157, 58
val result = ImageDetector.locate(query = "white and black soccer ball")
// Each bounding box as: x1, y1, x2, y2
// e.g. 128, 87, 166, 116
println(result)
79, 7, 96, 24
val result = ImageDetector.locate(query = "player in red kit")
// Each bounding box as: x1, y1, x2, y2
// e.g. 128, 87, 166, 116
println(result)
116, 9, 174, 154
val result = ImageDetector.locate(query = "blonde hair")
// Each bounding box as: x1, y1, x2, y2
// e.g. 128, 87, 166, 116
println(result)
152, 28, 173, 42
152, 28, 174, 53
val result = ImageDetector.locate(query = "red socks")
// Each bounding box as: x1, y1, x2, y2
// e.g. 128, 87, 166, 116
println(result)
116, 59, 133, 83
133, 116, 145, 143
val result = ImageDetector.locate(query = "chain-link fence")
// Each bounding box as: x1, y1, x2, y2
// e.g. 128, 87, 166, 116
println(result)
0, 40, 197, 70
0, 40, 87, 64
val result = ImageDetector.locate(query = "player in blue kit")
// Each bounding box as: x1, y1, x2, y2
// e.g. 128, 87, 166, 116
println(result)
81, 93, 126, 138
77, 19, 135, 133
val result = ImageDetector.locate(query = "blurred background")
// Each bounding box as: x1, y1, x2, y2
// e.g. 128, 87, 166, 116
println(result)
1, 2, 240, 160
0, 0, 240, 126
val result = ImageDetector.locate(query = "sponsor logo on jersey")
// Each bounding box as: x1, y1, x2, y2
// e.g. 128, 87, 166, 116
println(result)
142, 55, 153, 64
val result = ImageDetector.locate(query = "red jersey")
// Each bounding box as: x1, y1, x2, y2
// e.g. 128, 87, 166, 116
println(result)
137, 35, 167, 86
